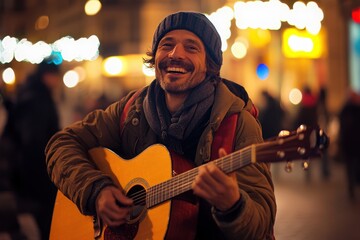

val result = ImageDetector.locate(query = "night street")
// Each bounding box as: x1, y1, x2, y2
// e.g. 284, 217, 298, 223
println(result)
273, 158, 360, 240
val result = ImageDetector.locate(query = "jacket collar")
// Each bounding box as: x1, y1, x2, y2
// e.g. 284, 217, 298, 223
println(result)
209, 81, 245, 131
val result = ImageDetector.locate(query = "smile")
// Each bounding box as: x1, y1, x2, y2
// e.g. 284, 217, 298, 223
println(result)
166, 67, 188, 74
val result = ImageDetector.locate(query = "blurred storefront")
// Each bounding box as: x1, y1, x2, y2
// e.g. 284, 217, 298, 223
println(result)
341, 0, 360, 93
0, 0, 354, 126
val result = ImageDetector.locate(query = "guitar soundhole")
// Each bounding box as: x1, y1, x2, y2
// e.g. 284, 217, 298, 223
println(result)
103, 184, 146, 240
126, 184, 146, 224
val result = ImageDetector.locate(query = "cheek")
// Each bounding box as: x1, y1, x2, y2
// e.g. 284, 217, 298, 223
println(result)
194, 58, 207, 73
154, 57, 161, 73
154, 54, 164, 70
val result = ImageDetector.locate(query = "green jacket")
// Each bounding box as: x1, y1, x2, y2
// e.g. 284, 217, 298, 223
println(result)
45, 80, 276, 239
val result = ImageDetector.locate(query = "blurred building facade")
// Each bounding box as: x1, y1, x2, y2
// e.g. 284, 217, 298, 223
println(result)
0, 0, 359, 125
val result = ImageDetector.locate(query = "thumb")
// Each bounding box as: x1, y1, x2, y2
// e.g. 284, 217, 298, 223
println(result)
113, 188, 133, 206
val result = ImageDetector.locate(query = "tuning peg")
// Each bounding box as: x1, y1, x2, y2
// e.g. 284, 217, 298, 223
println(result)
297, 124, 307, 133
285, 161, 293, 173
302, 160, 310, 170
278, 130, 290, 137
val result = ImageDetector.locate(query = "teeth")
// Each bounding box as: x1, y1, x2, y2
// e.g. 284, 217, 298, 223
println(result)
166, 67, 187, 73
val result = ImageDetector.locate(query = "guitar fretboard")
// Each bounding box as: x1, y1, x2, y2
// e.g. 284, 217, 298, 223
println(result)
146, 145, 256, 208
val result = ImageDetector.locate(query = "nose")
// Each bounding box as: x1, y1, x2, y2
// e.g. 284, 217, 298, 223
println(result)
168, 44, 185, 59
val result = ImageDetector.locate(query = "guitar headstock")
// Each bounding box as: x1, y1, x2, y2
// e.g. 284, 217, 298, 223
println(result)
257, 124, 329, 164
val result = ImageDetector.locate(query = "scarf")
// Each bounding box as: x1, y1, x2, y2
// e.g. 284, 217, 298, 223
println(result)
143, 78, 215, 154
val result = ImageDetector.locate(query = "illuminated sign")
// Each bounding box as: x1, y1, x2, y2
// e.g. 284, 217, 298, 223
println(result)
282, 28, 325, 58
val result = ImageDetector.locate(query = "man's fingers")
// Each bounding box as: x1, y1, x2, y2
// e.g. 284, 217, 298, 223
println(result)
218, 147, 227, 158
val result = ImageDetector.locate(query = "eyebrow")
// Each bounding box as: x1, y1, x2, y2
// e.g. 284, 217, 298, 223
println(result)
159, 36, 204, 49
184, 39, 203, 49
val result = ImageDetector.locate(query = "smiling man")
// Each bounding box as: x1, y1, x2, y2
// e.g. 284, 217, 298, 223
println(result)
46, 11, 276, 240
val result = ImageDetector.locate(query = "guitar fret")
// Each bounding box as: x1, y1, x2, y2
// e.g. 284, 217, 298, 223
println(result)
147, 168, 198, 208
147, 147, 254, 208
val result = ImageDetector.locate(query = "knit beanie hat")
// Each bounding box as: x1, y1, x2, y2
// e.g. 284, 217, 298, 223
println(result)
152, 11, 223, 67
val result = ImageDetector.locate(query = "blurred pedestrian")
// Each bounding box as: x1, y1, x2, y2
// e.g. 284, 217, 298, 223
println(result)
293, 86, 318, 182
317, 87, 331, 180
294, 86, 318, 129
258, 90, 284, 140
338, 90, 360, 199
0, 91, 7, 136
1, 61, 62, 239
0, 89, 25, 240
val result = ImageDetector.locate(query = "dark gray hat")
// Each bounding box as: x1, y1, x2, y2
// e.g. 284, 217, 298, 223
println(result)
152, 11, 223, 67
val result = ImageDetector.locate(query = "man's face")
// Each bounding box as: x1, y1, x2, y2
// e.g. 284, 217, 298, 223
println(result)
154, 29, 207, 94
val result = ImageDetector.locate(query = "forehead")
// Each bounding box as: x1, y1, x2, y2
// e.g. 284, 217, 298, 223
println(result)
160, 29, 205, 47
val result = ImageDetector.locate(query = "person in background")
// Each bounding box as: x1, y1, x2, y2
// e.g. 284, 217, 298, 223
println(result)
0, 91, 8, 136
317, 87, 331, 180
294, 85, 318, 129
292, 86, 318, 182
258, 90, 284, 140
45, 12, 276, 239
1, 61, 62, 240
338, 90, 360, 199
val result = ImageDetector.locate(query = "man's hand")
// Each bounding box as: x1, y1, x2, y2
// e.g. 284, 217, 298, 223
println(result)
96, 186, 133, 227
192, 148, 240, 211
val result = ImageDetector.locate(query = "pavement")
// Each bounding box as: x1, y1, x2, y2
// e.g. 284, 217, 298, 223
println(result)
272, 158, 360, 240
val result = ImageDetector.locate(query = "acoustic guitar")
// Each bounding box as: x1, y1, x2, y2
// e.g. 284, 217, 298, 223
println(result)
50, 125, 328, 240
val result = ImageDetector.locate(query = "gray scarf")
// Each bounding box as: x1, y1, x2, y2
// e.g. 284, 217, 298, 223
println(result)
143, 78, 215, 154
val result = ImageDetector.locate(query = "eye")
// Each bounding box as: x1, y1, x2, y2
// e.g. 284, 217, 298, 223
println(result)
185, 44, 200, 52
159, 42, 174, 50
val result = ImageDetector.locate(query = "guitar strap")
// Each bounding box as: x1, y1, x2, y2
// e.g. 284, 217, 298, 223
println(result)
209, 113, 275, 240
210, 113, 238, 160
120, 88, 144, 133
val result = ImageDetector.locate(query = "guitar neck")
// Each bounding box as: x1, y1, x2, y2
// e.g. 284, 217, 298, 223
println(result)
146, 144, 256, 208
145, 124, 327, 208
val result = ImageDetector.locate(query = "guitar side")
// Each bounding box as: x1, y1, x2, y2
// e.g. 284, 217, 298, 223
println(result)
50, 144, 173, 240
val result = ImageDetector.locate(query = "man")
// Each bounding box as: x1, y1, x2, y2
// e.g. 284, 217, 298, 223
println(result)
46, 12, 276, 239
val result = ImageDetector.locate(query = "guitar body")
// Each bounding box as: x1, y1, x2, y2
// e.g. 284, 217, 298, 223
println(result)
50, 144, 198, 240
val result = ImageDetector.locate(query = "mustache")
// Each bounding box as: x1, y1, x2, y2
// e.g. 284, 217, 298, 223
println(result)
158, 59, 194, 72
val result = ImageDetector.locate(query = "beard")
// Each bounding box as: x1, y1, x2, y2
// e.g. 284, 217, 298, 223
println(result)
156, 59, 206, 94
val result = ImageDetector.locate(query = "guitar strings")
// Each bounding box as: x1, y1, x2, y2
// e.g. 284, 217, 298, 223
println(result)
126, 148, 255, 208
125, 135, 300, 208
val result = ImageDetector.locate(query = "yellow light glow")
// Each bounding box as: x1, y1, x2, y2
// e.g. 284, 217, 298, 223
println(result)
231, 41, 247, 59
102, 56, 126, 77
142, 65, 155, 77
85, 0, 102, 16
282, 28, 325, 58
73, 66, 87, 82
103, 54, 155, 78
2, 67, 16, 85
35, 15, 49, 30
249, 29, 272, 48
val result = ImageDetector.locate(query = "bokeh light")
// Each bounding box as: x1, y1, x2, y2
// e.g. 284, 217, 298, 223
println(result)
85, 0, 102, 16
35, 15, 50, 30
2, 67, 16, 85
103, 56, 125, 76
63, 70, 80, 88
289, 88, 302, 105
256, 63, 270, 80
